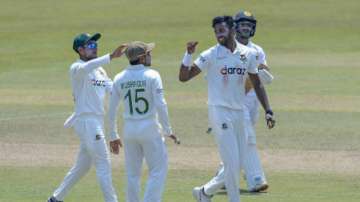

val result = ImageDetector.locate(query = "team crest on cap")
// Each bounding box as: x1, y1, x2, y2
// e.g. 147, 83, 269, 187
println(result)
244, 11, 252, 16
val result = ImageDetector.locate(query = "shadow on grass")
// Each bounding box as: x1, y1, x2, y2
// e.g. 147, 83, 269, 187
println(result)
215, 189, 268, 196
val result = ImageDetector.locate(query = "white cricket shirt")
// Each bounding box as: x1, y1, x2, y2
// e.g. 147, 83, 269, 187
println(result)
64, 54, 113, 128
108, 64, 172, 140
194, 42, 258, 110
246, 41, 267, 66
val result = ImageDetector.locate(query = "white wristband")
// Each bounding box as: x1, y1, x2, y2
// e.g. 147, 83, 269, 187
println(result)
182, 51, 192, 67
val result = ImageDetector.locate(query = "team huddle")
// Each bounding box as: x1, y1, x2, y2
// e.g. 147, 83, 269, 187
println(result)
47, 10, 275, 202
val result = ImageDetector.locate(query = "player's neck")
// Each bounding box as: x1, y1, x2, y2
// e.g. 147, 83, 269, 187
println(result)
80, 56, 96, 62
225, 39, 237, 52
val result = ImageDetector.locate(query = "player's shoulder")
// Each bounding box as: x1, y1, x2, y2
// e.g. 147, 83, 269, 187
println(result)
237, 42, 256, 55
113, 70, 127, 83
68, 60, 84, 76
144, 68, 161, 79
249, 41, 265, 54
200, 45, 218, 57
69, 60, 82, 70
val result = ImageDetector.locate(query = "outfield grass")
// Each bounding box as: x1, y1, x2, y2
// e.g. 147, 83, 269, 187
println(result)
1, 0, 360, 201
1, 167, 359, 202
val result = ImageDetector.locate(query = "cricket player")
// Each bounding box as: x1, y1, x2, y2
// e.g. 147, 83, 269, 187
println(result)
198, 11, 274, 195
108, 41, 179, 202
47, 33, 127, 202
178, 16, 275, 202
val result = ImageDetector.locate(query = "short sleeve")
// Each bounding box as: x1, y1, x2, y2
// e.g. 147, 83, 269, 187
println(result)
257, 47, 267, 66
247, 50, 259, 74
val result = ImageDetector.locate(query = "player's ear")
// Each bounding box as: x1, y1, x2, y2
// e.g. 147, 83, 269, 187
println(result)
77, 47, 85, 55
139, 55, 146, 64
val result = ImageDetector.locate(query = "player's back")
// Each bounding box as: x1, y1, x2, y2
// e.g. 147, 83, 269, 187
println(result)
112, 64, 159, 120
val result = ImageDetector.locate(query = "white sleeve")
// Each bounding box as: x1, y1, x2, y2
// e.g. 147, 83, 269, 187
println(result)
258, 47, 267, 66
247, 50, 259, 74
108, 81, 121, 141
71, 54, 111, 78
152, 73, 173, 136
194, 49, 212, 71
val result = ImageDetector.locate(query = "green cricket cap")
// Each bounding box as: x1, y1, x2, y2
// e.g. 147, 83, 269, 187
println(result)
73, 33, 101, 53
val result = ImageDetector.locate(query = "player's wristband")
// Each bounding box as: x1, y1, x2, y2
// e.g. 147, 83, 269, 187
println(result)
265, 110, 274, 119
182, 51, 192, 67
265, 109, 273, 115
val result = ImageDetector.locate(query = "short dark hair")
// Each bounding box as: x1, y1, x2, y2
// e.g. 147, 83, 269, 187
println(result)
129, 59, 141, 65
212, 15, 234, 29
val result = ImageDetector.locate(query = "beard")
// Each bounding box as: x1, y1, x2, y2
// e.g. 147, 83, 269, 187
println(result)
217, 35, 229, 45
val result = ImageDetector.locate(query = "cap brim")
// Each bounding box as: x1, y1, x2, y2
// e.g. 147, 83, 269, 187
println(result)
88, 33, 101, 43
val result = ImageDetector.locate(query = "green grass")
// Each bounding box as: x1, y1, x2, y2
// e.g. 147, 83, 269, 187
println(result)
1, 0, 360, 201
1, 167, 359, 202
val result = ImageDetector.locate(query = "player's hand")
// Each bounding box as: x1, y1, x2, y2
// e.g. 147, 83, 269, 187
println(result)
265, 110, 275, 129
186, 41, 198, 54
109, 139, 122, 154
110, 44, 128, 60
258, 63, 269, 71
168, 134, 180, 145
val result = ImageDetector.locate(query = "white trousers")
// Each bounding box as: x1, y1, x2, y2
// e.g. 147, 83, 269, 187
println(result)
53, 114, 118, 202
207, 106, 246, 202
123, 118, 168, 202
204, 91, 266, 194
242, 90, 266, 189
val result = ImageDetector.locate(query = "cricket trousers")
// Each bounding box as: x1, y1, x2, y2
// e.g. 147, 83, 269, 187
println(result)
123, 117, 168, 202
207, 105, 246, 202
53, 114, 118, 202
242, 90, 267, 190
203, 91, 266, 194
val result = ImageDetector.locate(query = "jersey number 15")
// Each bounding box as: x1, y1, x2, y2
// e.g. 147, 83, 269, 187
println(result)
124, 88, 149, 115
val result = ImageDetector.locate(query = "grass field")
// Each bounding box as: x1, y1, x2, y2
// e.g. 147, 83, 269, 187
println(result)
1, 0, 360, 201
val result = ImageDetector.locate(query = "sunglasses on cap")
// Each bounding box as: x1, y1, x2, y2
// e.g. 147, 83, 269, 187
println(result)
84, 42, 97, 49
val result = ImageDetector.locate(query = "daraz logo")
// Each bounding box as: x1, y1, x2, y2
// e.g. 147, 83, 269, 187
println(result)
220, 66, 246, 75
91, 79, 106, 87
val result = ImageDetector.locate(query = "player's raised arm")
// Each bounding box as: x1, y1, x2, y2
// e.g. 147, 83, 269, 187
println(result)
178, 41, 202, 82
74, 43, 127, 76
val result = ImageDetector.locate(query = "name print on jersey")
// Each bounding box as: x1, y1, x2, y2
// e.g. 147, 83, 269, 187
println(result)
121, 80, 147, 89
220, 65, 246, 75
